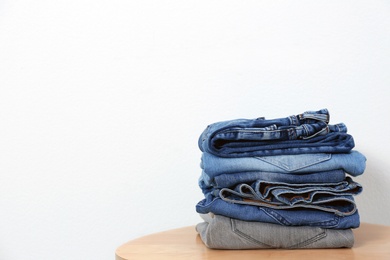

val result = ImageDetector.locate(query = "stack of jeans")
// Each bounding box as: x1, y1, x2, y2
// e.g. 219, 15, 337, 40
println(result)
195, 109, 366, 249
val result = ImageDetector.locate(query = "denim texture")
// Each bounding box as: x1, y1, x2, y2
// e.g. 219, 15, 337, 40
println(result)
200, 150, 366, 178
198, 109, 355, 157
195, 109, 364, 232
196, 214, 354, 249
217, 176, 362, 216
200, 169, 346, 191
195, 195, 360, 229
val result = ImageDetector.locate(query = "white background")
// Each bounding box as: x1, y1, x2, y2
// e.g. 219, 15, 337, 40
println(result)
1, 1, 390, 259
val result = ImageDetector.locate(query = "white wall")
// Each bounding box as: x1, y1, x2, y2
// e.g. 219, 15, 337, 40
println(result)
1, 1, 389, 259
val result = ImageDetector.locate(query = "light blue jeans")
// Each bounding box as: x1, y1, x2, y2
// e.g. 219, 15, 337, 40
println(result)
200, 150, 366, 179
200, 169, 346, 191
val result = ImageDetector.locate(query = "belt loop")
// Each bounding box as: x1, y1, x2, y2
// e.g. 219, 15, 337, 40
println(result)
300, 110, 330, 123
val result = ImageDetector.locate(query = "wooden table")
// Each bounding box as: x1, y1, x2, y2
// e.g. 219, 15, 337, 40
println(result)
115, 223, 390, 259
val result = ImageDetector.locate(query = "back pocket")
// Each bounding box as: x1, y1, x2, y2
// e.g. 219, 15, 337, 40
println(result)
255, 153, 331, 172
231, 218, 327, 248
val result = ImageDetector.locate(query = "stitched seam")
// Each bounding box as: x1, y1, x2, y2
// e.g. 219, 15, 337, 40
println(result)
255, 154, 332, 172
230, 219, 272, 247
288, 230, 327, 248
261, 207, 340, 227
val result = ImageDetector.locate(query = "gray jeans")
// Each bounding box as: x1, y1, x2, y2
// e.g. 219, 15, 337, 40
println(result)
196, 214, 354, 249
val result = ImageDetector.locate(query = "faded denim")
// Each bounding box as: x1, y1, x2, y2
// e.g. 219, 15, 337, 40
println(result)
200, 150, 366, 178
200, 169, 346, 191
198, 109, 355, 157
196, 214, 354, 249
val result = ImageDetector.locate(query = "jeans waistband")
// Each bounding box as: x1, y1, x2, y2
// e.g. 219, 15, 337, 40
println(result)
198, 109, 354, 157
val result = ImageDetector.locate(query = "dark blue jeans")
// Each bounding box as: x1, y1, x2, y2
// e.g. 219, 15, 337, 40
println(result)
195, 195, 360, 229
198, 109, 355, 157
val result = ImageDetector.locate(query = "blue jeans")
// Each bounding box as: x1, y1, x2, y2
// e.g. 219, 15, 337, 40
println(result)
200, 151, 366, 181
199, 169, 347, 191
217, 176, 361, 216
198, 109, 355, 157
195, 195, 360, 229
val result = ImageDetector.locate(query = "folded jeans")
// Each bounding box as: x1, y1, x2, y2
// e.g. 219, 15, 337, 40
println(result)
196, 195, 360, 229
199, 170, 347, 191
216, 176, 361, 216
200, 150, 366, 178
198, 109, 354, 157
196, 214, 354, 249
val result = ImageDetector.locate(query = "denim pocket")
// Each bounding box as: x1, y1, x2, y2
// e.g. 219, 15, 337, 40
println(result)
260, 207, 340, 228
231, 218, 327, 248
255, 153, 331, 172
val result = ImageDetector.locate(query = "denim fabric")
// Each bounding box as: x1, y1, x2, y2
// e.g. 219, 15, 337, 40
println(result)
200, 150, 366, 178
198, 109, 354, 157
196, 214, 354, 249
217, 177, 361, 216
195, 195, 360, 229
200, 169, 346, 191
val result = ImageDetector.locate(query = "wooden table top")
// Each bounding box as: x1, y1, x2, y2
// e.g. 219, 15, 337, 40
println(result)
115, 223, 390, 259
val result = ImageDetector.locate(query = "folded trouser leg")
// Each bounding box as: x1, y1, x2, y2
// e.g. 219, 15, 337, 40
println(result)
196, 214, 354, 249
